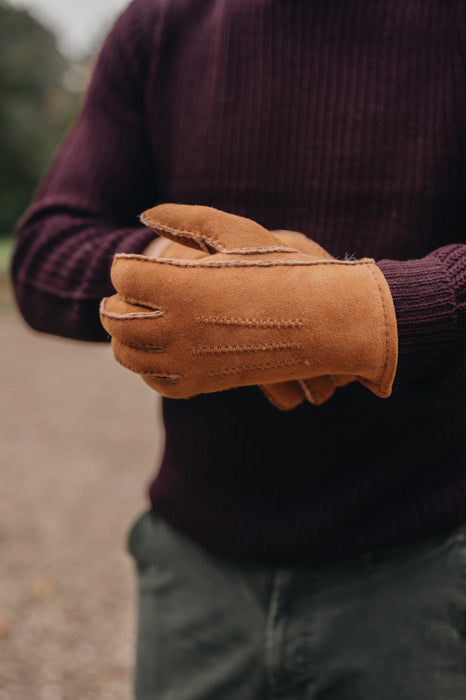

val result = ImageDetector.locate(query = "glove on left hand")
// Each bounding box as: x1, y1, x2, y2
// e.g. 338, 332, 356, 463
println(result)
100, 204, 398, 400
134, 231, 352, 409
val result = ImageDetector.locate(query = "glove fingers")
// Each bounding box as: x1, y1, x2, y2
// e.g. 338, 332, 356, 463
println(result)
110, 253, 316, 315
100, 294, 160, 319
299, 377, 337, 405
100, 295, 165, 347
110, 337, 177, 380
260, 381, 305, 410
110, 256, 168, 305
262, 374, 355, 411
140, 204, 295, 255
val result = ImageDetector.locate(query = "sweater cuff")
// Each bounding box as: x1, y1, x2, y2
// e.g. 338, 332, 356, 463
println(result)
377, 255, 458, 380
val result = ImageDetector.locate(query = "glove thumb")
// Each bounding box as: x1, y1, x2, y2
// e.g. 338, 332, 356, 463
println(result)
140, 204, 296, 255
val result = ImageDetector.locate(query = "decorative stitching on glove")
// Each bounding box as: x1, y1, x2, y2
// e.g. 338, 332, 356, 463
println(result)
195, 316, 305, 329
114, 254, 375, 268
192, 340, 303, 355
207, 357, 309, 377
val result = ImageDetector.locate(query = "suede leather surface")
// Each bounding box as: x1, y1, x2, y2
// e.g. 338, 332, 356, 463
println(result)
145, 231, 351, 409
269, 231, 354, 406
100, 205, 398, 401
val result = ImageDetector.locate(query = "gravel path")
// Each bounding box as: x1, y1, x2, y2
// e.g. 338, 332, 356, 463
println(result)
1, 286, 164, 700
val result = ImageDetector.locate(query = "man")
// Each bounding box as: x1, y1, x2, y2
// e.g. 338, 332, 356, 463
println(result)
12, 1, 466, 698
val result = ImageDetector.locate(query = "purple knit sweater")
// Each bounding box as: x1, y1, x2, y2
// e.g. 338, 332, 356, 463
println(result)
12, 0, 466, 560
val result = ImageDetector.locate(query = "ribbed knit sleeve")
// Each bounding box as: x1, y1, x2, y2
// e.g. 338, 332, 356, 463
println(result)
11, 0, 157, 341
378, 248, 466, 401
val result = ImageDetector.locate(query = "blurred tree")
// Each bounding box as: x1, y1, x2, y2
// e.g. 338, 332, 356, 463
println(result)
0, 1, 82, 238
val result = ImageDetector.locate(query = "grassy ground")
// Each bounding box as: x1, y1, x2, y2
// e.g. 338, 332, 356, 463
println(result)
0, 238, 13, 278
0, 283, 164, 699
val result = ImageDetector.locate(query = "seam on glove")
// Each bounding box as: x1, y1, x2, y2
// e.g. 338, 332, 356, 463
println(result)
368, 264, 391, 392
114, 354, 181, 382
114, 254, 375, 269
139, 214, 211, 253
144, 373, 182, 383
118, 294, 166, 314
160, 247, 298, 256
139, 215, 296, 255
195, 316, 305, 328
207, 357, 309, 377
192, 340, 303, 355
100, 298, 164, 320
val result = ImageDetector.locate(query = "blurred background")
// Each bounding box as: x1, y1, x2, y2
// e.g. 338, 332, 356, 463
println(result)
0, 2, 164, 698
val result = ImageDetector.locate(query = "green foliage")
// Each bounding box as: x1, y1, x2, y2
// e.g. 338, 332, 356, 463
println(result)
0, 236, 13, 277
0, 1, 82, 238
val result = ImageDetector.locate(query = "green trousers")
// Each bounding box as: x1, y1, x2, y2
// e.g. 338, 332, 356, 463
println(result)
128, 510, 466, 700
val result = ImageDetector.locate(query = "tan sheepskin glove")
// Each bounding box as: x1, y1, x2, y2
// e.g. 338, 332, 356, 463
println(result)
100, 204, 398, 401
141, 230, 353, 410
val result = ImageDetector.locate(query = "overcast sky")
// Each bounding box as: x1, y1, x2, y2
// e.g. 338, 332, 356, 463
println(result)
9, 0, 131, 57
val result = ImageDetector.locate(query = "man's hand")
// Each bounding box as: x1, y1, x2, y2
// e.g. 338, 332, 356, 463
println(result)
100, 204, 397, 401
139, 230, 352, 409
